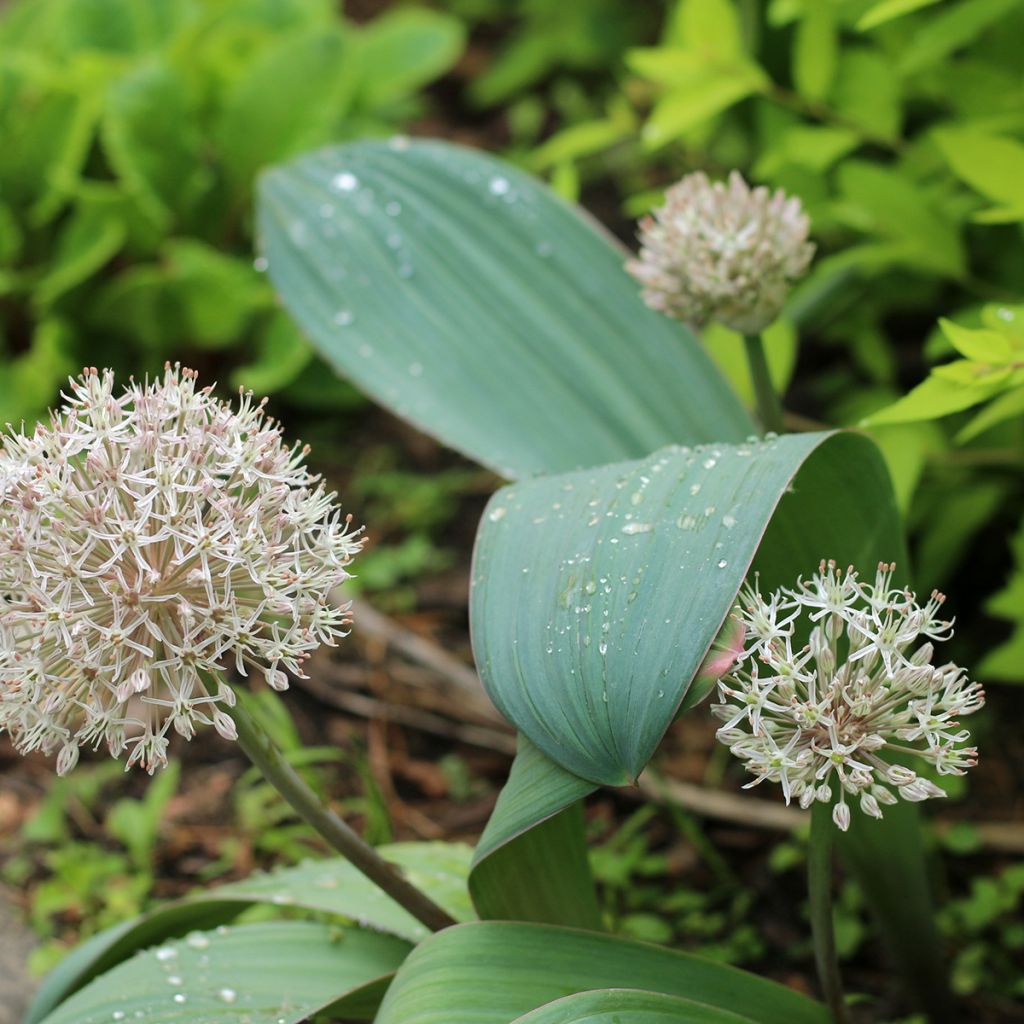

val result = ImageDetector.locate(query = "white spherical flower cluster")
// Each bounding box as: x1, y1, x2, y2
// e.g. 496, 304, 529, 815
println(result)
0, 366, 363, 775
712, 561, 984, 831
627, 170, 814, 335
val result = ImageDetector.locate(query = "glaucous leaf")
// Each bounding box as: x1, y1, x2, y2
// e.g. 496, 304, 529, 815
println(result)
257, 139, 752, 478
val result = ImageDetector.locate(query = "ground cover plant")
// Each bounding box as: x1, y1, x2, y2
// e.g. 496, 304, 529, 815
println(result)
1, 1, 1022, 1023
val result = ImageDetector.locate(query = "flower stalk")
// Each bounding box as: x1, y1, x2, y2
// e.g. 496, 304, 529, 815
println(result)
227, 689, 457, 933
743, 333, 785, 435
808, 801, 849, 1024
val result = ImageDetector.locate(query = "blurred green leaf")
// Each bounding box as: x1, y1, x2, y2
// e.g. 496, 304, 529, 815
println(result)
216, 26, 356, 190
857, 0, 942, 31
354, 8, 465, 109
793, 4, 837, 103
898, 0, 1019, 76
102, 59, 207, 227
374, 920, 827, 1024
934, 129, 1024, 220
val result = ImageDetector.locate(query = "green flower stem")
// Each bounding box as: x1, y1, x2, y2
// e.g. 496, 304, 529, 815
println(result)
227, 693, 457, 933
808, 802, 849, 1024
743, 333, 785, 435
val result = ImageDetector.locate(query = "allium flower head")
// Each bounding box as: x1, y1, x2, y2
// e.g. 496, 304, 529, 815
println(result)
713, 561, 984, 831
0, 366, 363, 774
627, 170, 814, 334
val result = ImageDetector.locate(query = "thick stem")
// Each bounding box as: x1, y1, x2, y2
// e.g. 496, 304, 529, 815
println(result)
743, 333, 785, 435
227, 694, 457, 933
809, 802, 850, 1024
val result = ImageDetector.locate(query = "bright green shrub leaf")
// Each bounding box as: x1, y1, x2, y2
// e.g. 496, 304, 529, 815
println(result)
216, 26, 357, 190
374, 921, 826, 1024
867, 366, 1016, 425
980, 517, 1024, 682
832, 49, 901, 143
934, 129, 1024, 215
513, 988, 750, 1023
470, 432, 884, 785
939, 318, 1014, 362
643, 66, 767, 146
835, 162, 964, 276
793, 5, 837, 102
257, 139, 752, 479
754, 125, 859, 176
664, 0, 744, 58
162, 240, 268, 348
958, 385, 1024, 441
34, 201, 124, 306
470, 736, 599, 927
857, 0, 942, 31
25, 843, 471, 1024
354, 9, 465, 109
102, 59, 207, 227
36, 921, 409, 1024
898, 0, 1018, 76
230, 310, 313, 393
0, 317, 75, 424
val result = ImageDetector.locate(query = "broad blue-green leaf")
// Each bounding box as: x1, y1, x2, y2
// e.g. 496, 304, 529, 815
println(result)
257, 139, 752, 478
374, 921, 827, 1024
471, 432, 884, 785
25, 843, 471, 1024
470, 736, 599, 927
37, 922, 409, 1024
513, 989, 750, 1023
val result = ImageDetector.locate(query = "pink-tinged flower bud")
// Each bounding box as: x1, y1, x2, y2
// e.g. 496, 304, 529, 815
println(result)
627, 171, 814, 334
832, 801, 851, 832
0, 366, 364, 774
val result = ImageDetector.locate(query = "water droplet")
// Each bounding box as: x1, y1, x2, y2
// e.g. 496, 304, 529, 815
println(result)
112, 1013, 126, 1021
408, 361, 423, 377
185, 933, 209, 951
218, 988, 238, 1005
389, 135, 410, 151
722, 513, 737, 529
584, 580, 597, 595
601, 690, 609, 703
621, 523, 652, 535
677, 514, 696, 530
717, 559, 729, 569
386, 232, 402, 249
155, 946, 177, 962
332, 310, 354, 327
172, 993, 187, 1005
167, 975, 183, 986
599, 640, 608, 656
398, 262, 414, 279
630, 490, 644, 506
689, 483, 701, 495
271, 893, 294, 906
385, 201, 402, 217
703, 458, 717, 469
488, 506, 507, 523
489, 176, 510, 196
331, 172, 359, 192
252, 256, 268, 273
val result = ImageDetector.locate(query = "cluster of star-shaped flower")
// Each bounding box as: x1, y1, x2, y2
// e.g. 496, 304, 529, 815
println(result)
712, 561, 984, 830
0, 366, 363, 775
627, 170, 814, 335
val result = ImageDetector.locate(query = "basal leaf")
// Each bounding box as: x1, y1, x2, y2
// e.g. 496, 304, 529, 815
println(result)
257, 139, 752, 479
513, 989, 749, 1023
25, 843, 471, 1024
37, 922, 409, 1024
374, 921, 826, 1024
470, 432, 875, 784
469, 735, 599, 928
